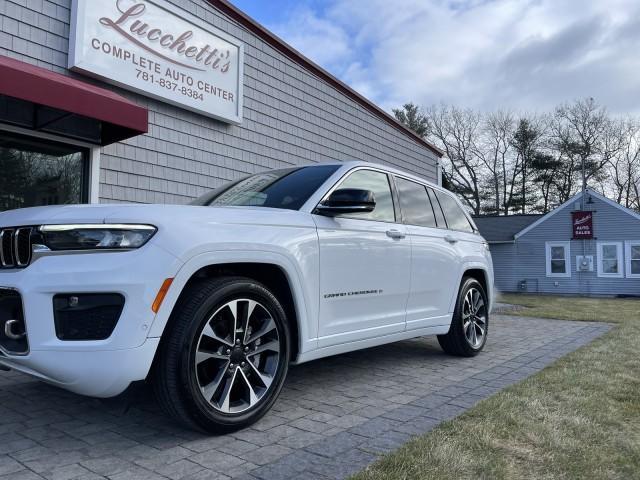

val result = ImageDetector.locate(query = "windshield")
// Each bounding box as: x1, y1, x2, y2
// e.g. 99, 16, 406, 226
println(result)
191, 165, 340, 210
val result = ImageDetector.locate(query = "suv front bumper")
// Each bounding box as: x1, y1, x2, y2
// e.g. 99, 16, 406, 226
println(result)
0, 244, 181, 397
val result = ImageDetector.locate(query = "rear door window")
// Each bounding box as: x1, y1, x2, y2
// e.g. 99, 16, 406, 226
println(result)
395, 177, 437, 228
433, 190, 475, 233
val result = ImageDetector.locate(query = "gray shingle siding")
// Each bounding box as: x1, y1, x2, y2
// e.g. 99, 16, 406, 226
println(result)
1, 0, 439, 205
491, 192, 640, 296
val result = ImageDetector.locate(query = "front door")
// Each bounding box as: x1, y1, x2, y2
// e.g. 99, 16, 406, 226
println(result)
313, 168, 411, 347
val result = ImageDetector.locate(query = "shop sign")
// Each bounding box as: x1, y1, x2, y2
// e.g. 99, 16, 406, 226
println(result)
69, 0, 244, 124
572, 211, 593, 239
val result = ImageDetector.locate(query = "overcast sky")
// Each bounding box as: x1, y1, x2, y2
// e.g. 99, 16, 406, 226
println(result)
230, 0, 640, 115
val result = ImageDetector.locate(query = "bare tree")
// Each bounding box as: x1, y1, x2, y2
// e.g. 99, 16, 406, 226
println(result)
426, 104, 483, 214
554, 98, 625, 200
607, 118, 640, 210
475, 110, 516, 215
393, 98, 639, 215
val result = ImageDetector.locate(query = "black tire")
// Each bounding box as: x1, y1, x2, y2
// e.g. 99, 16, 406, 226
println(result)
437, 277, 489, 357
152, 276, 290, 433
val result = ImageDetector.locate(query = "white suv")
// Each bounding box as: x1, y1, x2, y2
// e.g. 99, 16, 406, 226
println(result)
0, 161, 493, 432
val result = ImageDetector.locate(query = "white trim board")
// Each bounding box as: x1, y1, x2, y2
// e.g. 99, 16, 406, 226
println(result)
545, 241, 571, 278
597, 241, 624, 278
625, 240, 640, 279
89, 147, 101, 204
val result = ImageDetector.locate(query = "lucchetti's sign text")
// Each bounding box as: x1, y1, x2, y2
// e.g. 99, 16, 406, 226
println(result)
69, 0, 244, 124
572, 211, 594, 239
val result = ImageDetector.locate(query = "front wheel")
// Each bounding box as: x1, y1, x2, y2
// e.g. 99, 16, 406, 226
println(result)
437, 277, 489, 357
152, 276, 290, 433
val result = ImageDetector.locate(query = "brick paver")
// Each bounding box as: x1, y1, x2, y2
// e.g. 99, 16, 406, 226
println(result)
0, 315, 611, 479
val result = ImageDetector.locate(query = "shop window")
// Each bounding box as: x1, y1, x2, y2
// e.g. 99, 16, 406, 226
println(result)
625, 241, 640, 278
545, 241, 570, 278
597, 242, 623, 278
0, 132, 88, 212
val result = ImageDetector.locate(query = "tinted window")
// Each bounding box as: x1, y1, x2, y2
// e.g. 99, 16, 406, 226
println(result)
192, 165, 339, 210
434, 190, 474, 232
335, 169, 395, 222
395, 177, 437, 227
427, 188, 446, 228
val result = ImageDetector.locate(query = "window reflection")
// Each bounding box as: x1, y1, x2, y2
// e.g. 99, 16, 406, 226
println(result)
0, 133, 87, 212
396, 177, 437, 228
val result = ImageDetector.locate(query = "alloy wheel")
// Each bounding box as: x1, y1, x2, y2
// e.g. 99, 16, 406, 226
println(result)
462, 287, 487, 348
194, 298, 281, 414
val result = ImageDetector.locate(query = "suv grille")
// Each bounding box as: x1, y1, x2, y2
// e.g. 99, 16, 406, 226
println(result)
0, 227, 33, 269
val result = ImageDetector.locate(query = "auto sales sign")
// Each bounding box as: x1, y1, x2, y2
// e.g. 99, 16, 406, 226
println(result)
69, 0, 244, 124
572, 211, 594, 239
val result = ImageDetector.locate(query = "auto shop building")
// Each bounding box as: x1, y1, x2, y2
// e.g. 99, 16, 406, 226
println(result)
0, 0, 442, 211
474, 189, 640, 296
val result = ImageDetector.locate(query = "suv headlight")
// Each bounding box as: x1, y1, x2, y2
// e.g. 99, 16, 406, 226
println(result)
36, 224, 157, 251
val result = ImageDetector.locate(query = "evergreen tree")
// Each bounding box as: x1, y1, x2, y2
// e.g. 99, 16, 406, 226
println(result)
510, 119, 542, 213
393, 103, 430, 138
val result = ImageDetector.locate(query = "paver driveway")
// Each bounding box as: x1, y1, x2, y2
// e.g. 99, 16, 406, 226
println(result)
0, 315, 610, 480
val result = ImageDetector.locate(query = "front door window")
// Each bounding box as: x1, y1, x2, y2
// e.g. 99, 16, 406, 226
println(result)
0, 132, 88, 212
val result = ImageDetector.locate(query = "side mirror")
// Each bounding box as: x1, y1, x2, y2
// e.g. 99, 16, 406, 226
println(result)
315, 188, 376, 216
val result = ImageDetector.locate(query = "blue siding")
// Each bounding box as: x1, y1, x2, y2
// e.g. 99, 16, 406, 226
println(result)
490, 192, 640, 296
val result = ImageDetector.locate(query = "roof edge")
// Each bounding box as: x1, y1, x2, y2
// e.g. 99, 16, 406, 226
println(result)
585, 188, 640, 221
514, 191, 584, 239
207, 0, 444, 158
514, 188, 640, 239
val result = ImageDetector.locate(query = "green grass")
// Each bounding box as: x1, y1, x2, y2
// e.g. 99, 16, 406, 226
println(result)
351, 294, 640, 480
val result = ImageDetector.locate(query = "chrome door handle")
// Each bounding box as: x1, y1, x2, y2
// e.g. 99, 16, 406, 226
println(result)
386, 229, 405, 240
444, 235, 458, 244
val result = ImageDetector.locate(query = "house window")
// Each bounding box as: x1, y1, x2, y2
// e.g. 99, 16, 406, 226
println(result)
626, 241, 640, 278
597, 242, 623, 278
545, 242, 570, 278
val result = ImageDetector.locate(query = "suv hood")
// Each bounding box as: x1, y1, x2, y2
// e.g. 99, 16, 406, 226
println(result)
0, 203, 316, 229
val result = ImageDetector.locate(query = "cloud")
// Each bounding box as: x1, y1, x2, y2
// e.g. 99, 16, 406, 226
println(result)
269, 5, 353, 71
266, 0, 640, 114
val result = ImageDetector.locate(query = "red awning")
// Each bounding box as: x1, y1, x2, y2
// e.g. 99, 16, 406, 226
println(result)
0, 55, 148, 145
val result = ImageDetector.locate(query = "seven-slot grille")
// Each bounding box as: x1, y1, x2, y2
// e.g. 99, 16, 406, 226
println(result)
0, 227, 33, 269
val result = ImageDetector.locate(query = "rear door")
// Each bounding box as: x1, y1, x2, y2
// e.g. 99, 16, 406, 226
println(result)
313, 168, 411, 347
431, 188, 481, 315
394, 177, 459, 330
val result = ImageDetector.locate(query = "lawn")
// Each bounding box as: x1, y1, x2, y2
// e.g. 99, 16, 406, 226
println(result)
351, 294, 640, 480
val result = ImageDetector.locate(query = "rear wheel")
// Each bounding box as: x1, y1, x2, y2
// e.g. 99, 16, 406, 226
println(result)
437, 277, 488, 357
152, 276, 290, 433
